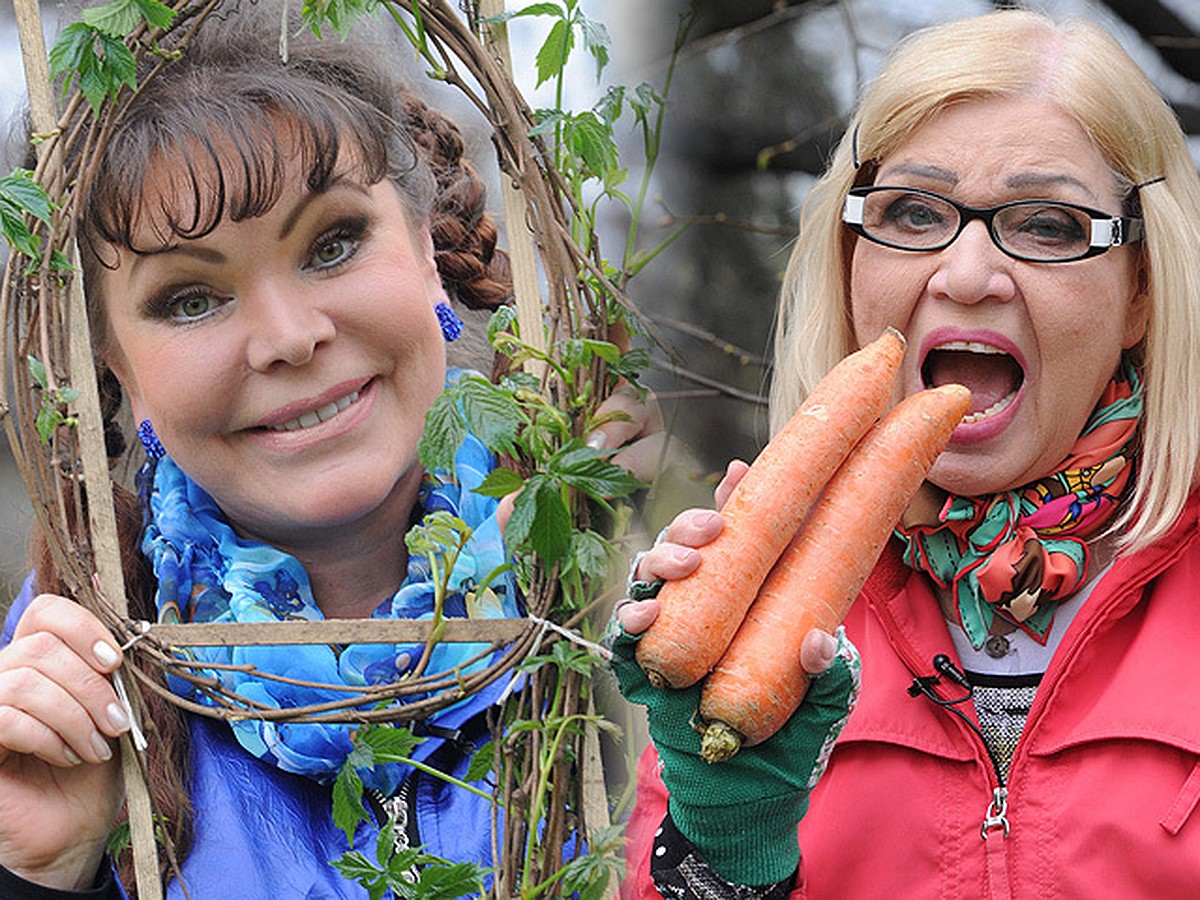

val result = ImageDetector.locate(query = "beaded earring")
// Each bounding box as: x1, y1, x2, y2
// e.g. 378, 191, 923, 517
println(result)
137, 419, 166, 460
435, 301, 463, 342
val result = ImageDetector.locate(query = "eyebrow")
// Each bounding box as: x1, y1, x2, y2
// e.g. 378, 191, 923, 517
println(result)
277, 177, 371, 239
128, 177, 374, 275
878, 163, 1098, 201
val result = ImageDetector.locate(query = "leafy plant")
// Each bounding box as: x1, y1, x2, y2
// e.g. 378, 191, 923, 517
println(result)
48, 0, 175, 112
0, 170, 54, 259
330, 724, 493, 899
28, 355, 80, 442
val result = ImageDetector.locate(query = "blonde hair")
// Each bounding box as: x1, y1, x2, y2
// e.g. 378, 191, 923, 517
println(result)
770, 9, 1200, 551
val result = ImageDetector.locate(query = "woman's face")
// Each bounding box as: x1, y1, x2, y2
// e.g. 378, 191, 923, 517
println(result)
101, 150, 448, 551
849, 96, 1148, 495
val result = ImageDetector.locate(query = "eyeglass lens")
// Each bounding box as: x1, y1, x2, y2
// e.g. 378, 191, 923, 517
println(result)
857, 189, 1094, 261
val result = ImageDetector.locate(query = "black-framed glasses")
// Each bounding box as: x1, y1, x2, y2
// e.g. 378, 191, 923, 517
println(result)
842, 186, 1145, 262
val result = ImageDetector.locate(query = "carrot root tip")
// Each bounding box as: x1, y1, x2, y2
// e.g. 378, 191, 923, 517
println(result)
643, 667, 671, 690
699, 721, 744, 763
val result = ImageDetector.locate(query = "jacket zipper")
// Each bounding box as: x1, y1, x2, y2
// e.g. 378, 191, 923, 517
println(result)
898, 644, 1011, 839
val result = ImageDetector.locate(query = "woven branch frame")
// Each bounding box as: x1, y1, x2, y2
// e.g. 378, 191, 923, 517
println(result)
6, 0, 631, 895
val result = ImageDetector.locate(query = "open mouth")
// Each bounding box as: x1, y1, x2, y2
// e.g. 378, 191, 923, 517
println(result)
921, 341, 1023, 424
265, 389, 362, 432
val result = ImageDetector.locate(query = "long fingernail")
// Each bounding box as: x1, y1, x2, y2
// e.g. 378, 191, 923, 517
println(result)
93, 641, 119, 668
91, 732, 113, 762
107, 702, 131, 734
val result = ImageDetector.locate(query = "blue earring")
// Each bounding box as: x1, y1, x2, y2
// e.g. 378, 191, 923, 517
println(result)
435, 301, 463, 342
137, 419, 166, 460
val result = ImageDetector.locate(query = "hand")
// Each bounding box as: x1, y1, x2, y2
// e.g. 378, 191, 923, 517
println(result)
610, 459, 860, 885
610, 617, 859, 886
0, 594, 129, 889
585, 382, 665, 484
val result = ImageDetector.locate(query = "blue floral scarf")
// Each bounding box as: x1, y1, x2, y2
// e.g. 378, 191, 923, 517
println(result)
141, 376, 519, 795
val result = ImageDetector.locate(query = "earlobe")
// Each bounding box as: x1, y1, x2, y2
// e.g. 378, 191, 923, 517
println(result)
103, 353, 146, 422
1122, 258, 1151, 349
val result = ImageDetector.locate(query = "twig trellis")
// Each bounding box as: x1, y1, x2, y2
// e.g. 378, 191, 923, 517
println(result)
5, 0, 629, 896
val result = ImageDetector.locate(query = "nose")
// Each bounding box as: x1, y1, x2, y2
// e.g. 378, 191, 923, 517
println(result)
926, 219, 1018, 306
244, 283, 336, 371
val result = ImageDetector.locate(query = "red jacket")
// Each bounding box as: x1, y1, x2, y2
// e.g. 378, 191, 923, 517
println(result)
623, 492, 1200, 898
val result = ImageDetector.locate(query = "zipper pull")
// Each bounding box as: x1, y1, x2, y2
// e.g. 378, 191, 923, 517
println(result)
981, 786, 1010, 839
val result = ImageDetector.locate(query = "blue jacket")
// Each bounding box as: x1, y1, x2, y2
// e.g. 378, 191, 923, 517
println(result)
3, 579, 504, 899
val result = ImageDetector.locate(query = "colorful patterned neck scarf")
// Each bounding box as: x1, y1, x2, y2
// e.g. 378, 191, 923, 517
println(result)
894, 358, 1142, 649
140, 379, 519, 794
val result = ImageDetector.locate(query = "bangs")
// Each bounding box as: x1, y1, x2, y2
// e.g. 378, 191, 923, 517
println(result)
83, 74, 412, 253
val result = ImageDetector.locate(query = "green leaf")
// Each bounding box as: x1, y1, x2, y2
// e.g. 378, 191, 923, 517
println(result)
0, 169, 52, 257
523, 640, 597, 675
565, 111, 617, 180
608, 347, 652, 380
486, 305, 519, 346
630, 81, 662, 123
525, 476, 572, 564
406, 511, 470, 560
483, 1, 563, 24
27, 356, 48, 389
0, 203, 38, 257
407, 861, 488, 899
329, 852, 387, 900
566, 529, 610, 581
0, 170, 53, 224
375, 818, 397, 868
133, 0, 176, 29
301, 0, 380, 38
418, 389, 467, 476
97, 31, 137, 90
504, 473, 571, 564
560, 823, 625, 897
331, 761, 367, 845
53, 25, 137, 113
463, 740, 495, 784
577, 12, 611, 79
548, 441, 645, 500
82, 0, 145, 36
458, 377, 523, 455
360, 724, 426, 763
473, 466, 525, 499
527, 108, 565, 138
536, 18, 573, 87
595, 85, 625, 126
48, 23, 95, 79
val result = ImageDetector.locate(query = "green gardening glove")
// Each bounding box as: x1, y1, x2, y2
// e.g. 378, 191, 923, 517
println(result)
610, 620, 860, 887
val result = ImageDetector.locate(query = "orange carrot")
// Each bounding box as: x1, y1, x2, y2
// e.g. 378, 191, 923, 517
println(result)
698, 383, 971, 762
635, 328, 907, 689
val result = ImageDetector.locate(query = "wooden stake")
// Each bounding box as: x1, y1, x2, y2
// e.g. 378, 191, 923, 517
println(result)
11, 4, 164, 897
478, 0, 548, 382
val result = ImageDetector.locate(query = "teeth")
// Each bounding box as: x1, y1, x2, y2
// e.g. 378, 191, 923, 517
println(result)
934, 340, 1005, 355
960, 391, 1016, 424
269, 390, 359, 432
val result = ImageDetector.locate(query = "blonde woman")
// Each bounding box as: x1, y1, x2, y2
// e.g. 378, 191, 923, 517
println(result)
613, 10, 1200, 898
